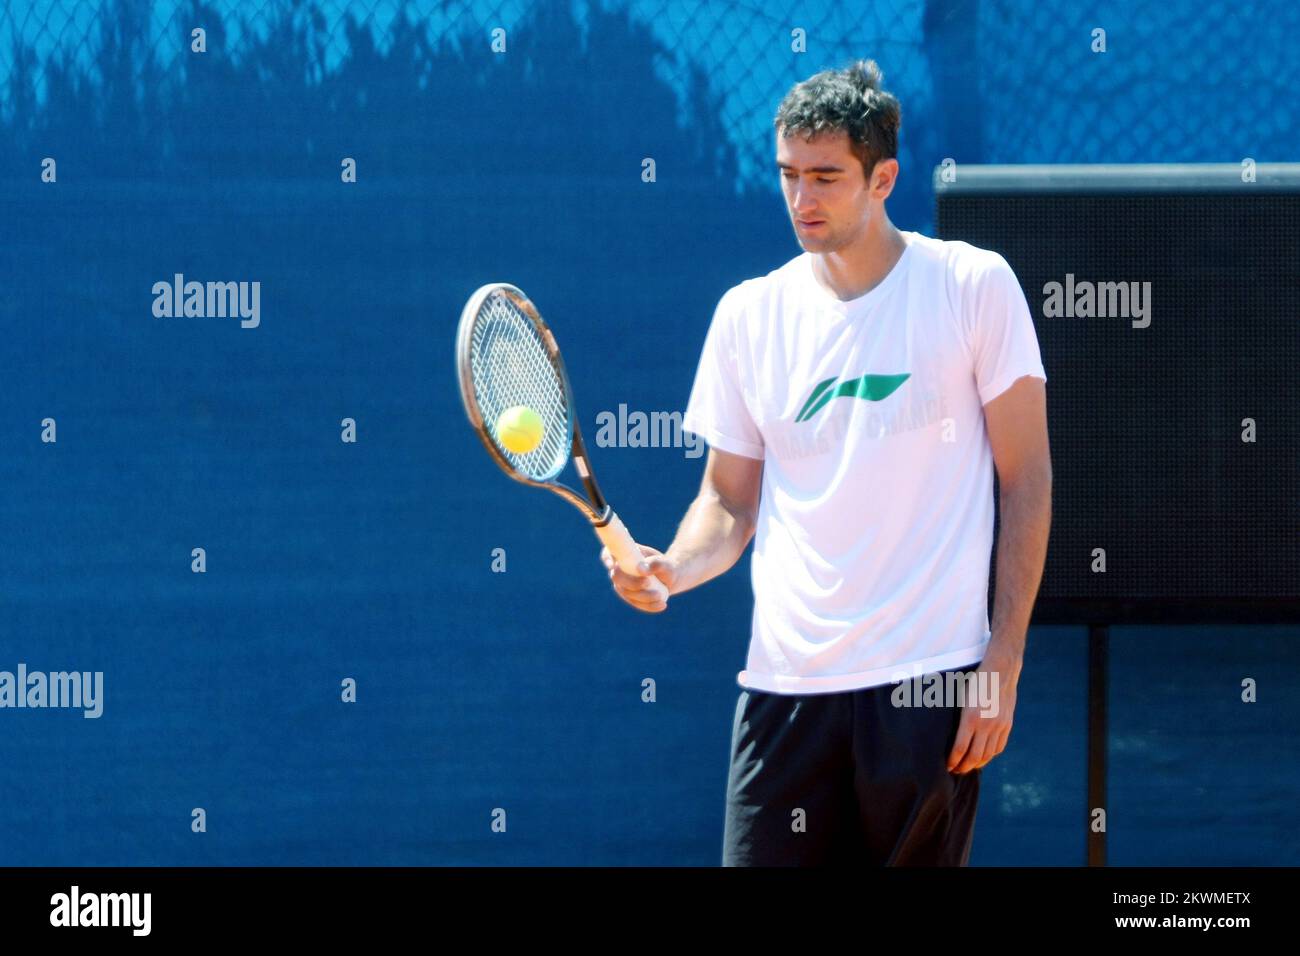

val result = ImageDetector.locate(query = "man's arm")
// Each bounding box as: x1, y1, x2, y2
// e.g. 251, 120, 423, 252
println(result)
599, 446, 762, 612
666, 447, 763, 595
948, 373, 1051, 773
984, 374, 1052, 676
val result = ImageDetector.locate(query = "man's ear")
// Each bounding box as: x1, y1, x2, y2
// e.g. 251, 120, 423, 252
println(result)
871, 158, 900, 200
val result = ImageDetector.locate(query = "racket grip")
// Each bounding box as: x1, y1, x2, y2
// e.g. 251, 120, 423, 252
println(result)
595, 511, 670, 604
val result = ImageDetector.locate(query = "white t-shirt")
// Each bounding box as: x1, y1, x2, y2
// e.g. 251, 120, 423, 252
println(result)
681, 230, 1047, 694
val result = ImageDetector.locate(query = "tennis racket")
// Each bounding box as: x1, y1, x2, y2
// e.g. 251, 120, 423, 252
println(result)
456, 282, 669, 604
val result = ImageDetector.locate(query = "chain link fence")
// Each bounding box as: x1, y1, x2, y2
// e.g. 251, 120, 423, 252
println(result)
0, 0, 930, 192
2, 0, 1296, 190
976, 0, 1300, 163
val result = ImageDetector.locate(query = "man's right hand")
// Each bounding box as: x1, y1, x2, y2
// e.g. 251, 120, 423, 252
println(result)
599, 544, 677, 613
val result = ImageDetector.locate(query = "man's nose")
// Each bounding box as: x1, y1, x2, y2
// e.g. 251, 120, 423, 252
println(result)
794, 196, 818, 216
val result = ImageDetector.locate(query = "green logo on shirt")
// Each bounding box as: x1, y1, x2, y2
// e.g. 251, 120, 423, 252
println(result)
795, 373, 911, 422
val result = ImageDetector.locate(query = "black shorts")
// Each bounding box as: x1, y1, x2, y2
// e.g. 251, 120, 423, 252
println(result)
722, 666, 981, 866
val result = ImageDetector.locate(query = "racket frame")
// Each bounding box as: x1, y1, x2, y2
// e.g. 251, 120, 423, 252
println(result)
456, 282, 618, 530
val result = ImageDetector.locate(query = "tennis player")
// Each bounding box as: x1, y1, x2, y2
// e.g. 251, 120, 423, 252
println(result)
600, 59, 1051, 866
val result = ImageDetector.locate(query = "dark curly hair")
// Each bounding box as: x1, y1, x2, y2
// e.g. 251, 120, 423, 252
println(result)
773, 59, 902, 182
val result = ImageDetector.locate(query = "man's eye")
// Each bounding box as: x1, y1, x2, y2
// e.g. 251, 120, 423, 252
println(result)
817, 177, 834, 183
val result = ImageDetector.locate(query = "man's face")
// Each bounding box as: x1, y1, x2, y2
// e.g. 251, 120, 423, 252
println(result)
776, 127, 892, 252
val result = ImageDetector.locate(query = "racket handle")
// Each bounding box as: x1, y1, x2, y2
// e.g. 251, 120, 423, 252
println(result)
595, 511, 670, 604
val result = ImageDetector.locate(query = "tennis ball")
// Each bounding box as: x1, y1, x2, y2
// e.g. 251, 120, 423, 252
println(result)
496, 405, 545, 454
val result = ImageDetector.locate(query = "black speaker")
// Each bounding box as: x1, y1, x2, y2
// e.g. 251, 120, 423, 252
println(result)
936, 164, 1300, 624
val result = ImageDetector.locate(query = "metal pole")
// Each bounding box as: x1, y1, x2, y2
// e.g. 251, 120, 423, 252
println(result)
1087, 623, 1108, 866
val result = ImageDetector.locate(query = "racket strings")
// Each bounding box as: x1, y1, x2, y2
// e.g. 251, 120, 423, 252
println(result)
470, 291, 570, 481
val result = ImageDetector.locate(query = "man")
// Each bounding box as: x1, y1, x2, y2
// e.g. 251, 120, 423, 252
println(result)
600, 59, 1051, 866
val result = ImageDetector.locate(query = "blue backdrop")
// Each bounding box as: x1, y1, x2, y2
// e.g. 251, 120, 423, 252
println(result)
1, 0, 1297, 865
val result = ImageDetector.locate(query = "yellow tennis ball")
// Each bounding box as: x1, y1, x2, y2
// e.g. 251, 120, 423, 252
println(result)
496, 405, 544, 454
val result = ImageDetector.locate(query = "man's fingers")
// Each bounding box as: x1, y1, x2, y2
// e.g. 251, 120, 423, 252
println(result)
607, 567, 668, 610
951, 742, 982, 775
613, 581, 667, 611
609, 566, 658, 591
995, 723, 1012, 755
947, 713, 977, 773
952, 721, 997, 774
641, 557, 671, 579
977, 722, 1007, 767
600, 545, 670, 612
626, 592, 668, 613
